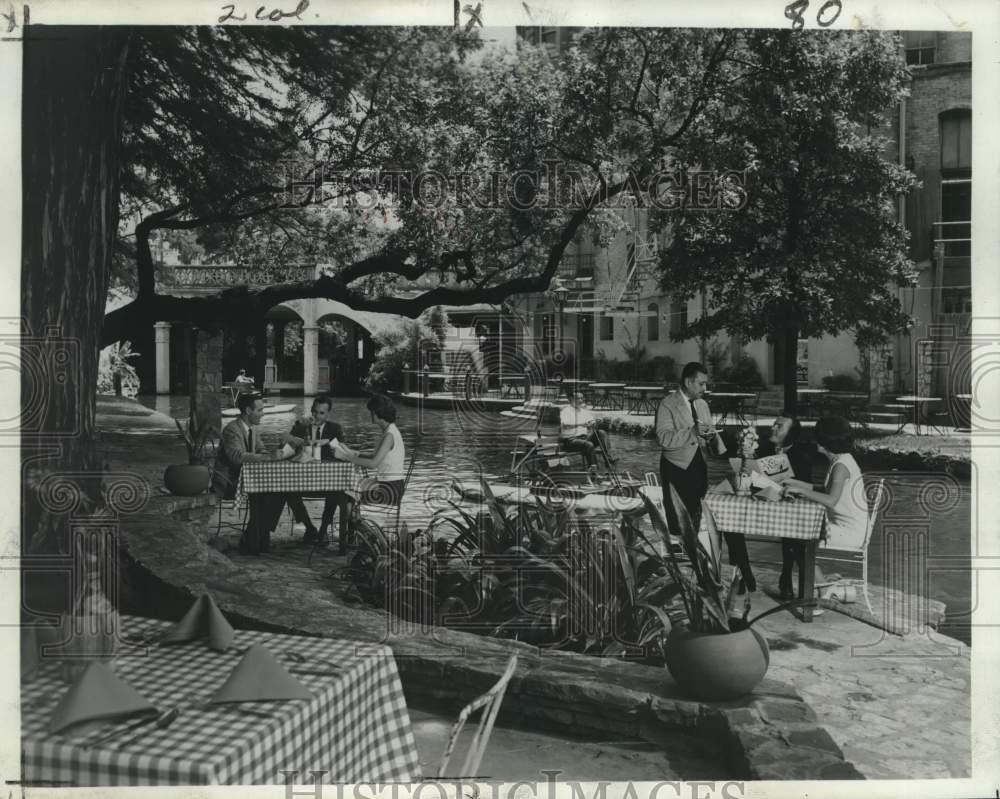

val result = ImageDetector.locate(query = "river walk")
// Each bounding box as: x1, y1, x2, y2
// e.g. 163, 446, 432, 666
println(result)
98, 397, 971, 780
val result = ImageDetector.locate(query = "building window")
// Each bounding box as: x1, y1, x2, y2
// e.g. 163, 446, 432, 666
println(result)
647, 303, 659, 341
599, 314, 614, 341
669, 296, 687, 337
941, 288, 972, 314
904, 31, 935, 65
940, 110, 971, 173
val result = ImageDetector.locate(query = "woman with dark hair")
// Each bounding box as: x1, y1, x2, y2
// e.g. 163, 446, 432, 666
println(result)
783, 415, 868, 552
332, 395, 406, 507
764, 413, 813, 599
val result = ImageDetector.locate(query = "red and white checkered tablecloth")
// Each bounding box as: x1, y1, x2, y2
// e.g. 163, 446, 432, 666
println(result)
21, 616, 421, 786
704, 493, 826, 540
236, 461, 362, 503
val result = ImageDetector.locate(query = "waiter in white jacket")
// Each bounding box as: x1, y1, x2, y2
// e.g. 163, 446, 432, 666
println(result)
655, 362, 755, 589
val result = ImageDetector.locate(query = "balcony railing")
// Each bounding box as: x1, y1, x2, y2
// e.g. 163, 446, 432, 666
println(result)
558, 253, 595, 280
932, 220, 970, 258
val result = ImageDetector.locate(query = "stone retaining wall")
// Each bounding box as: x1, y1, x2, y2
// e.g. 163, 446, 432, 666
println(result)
113, 491, 863, 781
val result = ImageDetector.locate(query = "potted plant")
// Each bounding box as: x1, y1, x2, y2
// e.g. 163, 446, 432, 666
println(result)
165, 407, 217, 495
641, 486, 772, 701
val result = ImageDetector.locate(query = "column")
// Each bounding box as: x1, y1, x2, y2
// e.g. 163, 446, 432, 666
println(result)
303, 325, 319, 397
154, 321, 171, 395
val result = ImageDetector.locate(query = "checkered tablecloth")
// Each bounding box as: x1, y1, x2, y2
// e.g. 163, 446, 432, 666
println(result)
236, 461, 362, 503
704, 493, 825, 541
21, 616, 421, 786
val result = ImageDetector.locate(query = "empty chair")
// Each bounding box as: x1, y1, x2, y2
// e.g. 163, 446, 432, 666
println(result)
437, 654, 519, 779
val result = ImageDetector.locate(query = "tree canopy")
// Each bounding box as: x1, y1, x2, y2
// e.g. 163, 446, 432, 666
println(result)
101, 26, 741, 346
652, 28, 916, 407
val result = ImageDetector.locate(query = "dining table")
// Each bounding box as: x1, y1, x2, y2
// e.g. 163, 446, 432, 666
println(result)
704, 491, 827, 621
236, 460, 362, 504
623, 487, 827, 622
587, 382, 626, 410
893, 395, 943, 435
20, 615, 422, 786
705, 391, 758, 427
624, 385, 666, 416
236, 460, 363, 550
796, 387, 829, 418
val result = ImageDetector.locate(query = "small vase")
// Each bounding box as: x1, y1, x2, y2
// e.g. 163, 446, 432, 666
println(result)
56, 550, 120, 683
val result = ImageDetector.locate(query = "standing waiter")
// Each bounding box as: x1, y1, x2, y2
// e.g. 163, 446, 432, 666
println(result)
654, 362, 756, 590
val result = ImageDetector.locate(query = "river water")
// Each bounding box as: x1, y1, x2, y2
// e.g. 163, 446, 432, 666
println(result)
141, 394, 973, 645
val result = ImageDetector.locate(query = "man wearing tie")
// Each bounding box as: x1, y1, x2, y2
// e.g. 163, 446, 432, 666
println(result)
655, 361, 755, 589
281, 395, 347, 546
213, 392, 283, 555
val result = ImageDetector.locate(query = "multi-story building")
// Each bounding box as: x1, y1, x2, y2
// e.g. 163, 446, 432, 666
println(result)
510, 29, 972, 399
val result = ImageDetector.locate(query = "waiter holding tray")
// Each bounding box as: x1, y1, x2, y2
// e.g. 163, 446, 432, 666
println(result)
654, 362, 756, 588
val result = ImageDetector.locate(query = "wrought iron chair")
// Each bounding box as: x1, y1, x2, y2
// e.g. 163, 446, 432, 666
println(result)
310, 447, 419, 566
437, 654, 519, 779
815, 478, 886, 617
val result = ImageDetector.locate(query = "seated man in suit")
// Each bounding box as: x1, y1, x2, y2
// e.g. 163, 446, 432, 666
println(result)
281, 395, 347, 546
213, 392, 283, 555
759, 413, 813, 599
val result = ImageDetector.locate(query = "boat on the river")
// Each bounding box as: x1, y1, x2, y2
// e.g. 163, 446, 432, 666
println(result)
452, 429, 648, 513
221, 402, 296, 418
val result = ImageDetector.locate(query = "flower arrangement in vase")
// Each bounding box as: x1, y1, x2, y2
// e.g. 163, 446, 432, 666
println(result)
735, 426, 759, 494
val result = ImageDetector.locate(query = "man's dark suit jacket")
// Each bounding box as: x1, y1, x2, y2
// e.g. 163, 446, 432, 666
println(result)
289, 419, 345, 462
759, 439, 813, 483
213, 418, 264, 498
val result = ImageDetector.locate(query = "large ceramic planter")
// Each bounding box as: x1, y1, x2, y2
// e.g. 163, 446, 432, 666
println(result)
163, 464, 211, 496
665, 626, 770, 701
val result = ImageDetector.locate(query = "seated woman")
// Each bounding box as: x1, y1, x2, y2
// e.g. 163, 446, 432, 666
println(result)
559, 389, 616, 470
332, 395, 406, 508
783, 415, 869, 554
760, 413, 813, 599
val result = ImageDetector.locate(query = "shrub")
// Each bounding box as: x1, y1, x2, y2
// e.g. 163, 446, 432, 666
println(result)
720, 355, 764, 388
363, 320, 435, 393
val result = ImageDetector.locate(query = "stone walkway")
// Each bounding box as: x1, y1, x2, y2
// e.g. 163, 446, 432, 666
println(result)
753, 593, 970, 779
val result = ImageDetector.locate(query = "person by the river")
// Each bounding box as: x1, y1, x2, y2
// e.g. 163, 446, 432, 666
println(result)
233, 368, 255, 386
280, 394, 348, 547
212, 392, 283, 555
559, 388, 616, 471
654, 362, 757, 589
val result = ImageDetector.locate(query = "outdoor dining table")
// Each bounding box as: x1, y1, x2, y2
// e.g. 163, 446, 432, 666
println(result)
893, 395, 943, 435
20, 615, 422, 785
588, 382, 626, 410
624, 385, 665, 416
704, 491, 826, 622
221, 381, 254, 406
705, 392, 758, 427
796, 387, 828, 417
237, 460, 362, 504
236, 460, 363, 548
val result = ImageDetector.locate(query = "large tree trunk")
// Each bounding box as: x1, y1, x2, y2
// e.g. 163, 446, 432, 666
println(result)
21, 27, 131, 616
782, 326, 799, 415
